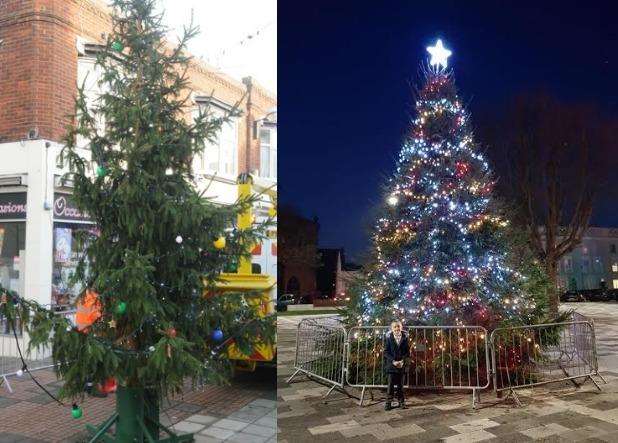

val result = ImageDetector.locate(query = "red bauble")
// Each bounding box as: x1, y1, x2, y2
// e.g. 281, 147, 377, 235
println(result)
166, 327, 177, 338
455, 161, 470, 178
100, 377, 117, 394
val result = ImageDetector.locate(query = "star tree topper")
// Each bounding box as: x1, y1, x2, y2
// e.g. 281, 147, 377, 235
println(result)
427, 39, 452, 70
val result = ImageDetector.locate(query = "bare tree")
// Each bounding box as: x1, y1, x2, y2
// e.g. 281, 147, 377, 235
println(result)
481, 94, 612, 315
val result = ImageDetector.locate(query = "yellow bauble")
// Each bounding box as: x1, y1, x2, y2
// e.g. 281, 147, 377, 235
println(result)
213, 237, 226, 249
268, 207, 277, 218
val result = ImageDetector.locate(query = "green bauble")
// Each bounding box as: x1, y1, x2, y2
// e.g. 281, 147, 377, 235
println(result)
96, 165, 106, 178
71, 404, 83, 419
111, 41, 124, 52
116, 301, 127, 315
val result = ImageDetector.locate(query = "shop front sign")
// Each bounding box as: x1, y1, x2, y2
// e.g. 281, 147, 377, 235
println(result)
53, 193, 92, 222
0, 193, 27, 220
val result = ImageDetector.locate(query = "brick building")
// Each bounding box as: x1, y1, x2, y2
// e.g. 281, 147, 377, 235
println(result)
0, 0, 277, 306
278, 206, 319, 300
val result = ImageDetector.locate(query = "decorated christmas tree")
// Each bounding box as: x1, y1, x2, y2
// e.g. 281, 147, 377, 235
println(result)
0, 0, 274, 441
349, 40, 543, 329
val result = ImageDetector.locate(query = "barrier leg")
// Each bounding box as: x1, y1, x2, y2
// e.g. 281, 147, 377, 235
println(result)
324, 385, 336, 398
286, 369, 302, 384
358, 387, 366, 407
472, 389, 480, 409
589, 375, 602, 391
1, 375, 12, 393
596, 372, 608, 384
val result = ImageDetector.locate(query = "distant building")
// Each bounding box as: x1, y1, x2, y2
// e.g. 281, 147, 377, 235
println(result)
278, 207, 319, 298
557, 227, 618, 291
317, 248, 361, 298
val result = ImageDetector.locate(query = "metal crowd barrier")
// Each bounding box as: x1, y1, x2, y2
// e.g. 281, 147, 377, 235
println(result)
286, 316, 347, 397
346, 326, 490, 407
0, 307, 76, 393
490, 312, 606, 406
286, 311, 604, 409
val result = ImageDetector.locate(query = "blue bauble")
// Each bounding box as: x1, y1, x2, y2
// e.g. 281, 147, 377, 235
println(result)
212, 329, 224, 342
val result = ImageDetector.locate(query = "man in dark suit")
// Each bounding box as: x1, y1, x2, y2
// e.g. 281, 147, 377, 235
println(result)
384, 320, 409, 410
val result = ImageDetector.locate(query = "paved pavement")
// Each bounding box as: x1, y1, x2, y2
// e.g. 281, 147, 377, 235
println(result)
0, 366, 276, 442
278, 303, 618, 442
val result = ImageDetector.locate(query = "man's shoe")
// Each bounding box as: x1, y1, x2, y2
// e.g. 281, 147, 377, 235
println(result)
385, 402, 392, 411
398, 400, 406, 409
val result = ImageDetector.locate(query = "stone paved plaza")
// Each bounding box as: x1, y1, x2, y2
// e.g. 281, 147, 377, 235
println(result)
278, 303, 618, 442
0, 366, 275, 442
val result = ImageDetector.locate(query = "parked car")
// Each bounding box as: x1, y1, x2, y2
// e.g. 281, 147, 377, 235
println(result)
277, 293, 296, 311
560, 290, 586, 302
586, 289, 612, 302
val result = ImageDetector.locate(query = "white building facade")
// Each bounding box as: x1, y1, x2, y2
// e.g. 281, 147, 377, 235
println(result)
557, 227, 618, 291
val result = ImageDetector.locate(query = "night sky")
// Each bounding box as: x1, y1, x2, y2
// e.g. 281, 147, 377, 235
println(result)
279, 1, 618, 261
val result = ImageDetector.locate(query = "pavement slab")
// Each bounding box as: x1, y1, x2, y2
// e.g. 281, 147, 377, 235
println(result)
278, 303, 618, 442
0, 365, 275, 442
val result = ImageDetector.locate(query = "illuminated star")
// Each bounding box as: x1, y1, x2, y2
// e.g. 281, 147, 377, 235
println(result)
427, 39, 452, 70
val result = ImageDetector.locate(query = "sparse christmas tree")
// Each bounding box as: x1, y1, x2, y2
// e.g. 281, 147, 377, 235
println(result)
350, 40, 541, 329
0, 0, 274, 441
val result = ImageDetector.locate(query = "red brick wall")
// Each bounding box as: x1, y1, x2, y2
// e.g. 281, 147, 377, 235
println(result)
0, 0, 37, 142
0, 0, 276, 176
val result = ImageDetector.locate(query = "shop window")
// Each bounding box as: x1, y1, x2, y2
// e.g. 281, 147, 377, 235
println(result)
0, 222, 26, 334
51, 222, 96, 307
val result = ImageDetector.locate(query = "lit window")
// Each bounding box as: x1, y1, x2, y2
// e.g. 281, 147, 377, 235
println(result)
613, 279, 618, 289
563, 258, 572, 272
613, 263, 618, 273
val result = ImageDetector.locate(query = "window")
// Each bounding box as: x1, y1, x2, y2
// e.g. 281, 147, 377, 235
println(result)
195, 107, 238, 177
581, 258, 590, 273
259, 127, 277, 180
614, 279, 618, 289
611, 244, 617, 254
613, 263, 618, 273
0, 222, 26, 334
563, 257, 572, 272
77, 56, 106, 150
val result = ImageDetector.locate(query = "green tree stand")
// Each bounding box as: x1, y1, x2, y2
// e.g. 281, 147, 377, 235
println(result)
86, 386, 194, 442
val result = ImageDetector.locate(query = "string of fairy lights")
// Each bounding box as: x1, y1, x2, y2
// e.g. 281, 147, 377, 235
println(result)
360, 40, 535, 326
0, 288, 274, 419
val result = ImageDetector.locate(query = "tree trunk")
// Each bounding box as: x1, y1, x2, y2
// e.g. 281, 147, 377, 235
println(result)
546, 259, 559, 317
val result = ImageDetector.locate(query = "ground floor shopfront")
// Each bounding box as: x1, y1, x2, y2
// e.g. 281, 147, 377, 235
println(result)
0, 187, 95, 309
0, 139, 277, 309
